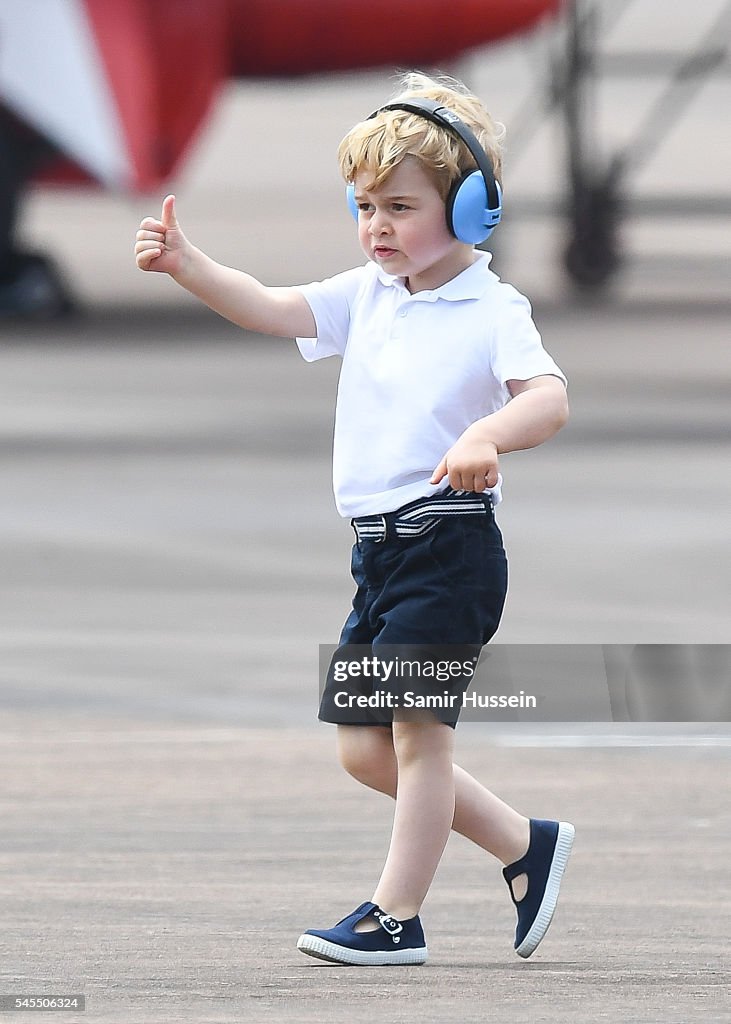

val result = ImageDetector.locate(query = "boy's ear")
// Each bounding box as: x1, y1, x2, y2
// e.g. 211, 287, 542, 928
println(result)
346, 183, 359, 222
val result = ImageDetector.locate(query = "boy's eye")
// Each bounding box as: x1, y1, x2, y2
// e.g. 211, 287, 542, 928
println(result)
355, 201, 410, 213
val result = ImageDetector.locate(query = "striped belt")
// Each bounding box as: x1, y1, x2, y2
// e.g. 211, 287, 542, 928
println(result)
351, 489, 492, 544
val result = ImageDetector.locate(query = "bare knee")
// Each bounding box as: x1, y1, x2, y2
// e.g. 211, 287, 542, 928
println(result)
336, 726, 397, 796
391, 718, 455, 768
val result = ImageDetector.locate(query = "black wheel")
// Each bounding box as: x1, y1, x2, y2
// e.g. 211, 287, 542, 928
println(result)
0, 252, 77, 319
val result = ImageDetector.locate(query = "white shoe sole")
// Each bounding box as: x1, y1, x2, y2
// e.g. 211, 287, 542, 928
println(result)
297, 933, 428, 966
515, 821, 575, 959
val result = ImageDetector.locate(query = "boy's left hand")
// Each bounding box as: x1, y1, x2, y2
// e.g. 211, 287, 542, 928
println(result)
431, 430, 499, 493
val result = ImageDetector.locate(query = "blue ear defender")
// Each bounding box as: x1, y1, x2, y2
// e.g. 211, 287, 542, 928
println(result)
346, 181, 359, 222
344, 97, 502, 244
447, 171, 503, 245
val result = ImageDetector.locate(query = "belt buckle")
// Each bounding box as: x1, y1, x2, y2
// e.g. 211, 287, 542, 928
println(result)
374, 514, 387, 543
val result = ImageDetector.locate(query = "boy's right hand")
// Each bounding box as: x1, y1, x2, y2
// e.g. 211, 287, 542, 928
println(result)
134, 195, 189, 277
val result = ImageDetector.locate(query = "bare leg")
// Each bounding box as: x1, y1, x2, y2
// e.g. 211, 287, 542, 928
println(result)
337, 723, 531, 914
369, 719, 456, 921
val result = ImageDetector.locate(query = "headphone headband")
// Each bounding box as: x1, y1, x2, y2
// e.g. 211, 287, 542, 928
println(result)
369, 98, 501, 213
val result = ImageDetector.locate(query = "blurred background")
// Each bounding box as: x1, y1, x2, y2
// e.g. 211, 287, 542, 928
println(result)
0, 0, 729, 733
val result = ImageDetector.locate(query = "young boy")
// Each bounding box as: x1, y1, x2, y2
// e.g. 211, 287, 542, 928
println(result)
135, 72, 574, 967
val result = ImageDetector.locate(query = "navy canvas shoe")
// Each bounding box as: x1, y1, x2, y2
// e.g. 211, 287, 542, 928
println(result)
503, 818, 575, 958
297, 902, 428, 965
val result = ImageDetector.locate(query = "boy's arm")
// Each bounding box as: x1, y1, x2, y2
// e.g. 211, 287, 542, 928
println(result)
431, 375, 568, 494
134, 195, 316, 339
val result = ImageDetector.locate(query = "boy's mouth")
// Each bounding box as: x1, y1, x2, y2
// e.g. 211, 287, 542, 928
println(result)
374, 246, 398, 258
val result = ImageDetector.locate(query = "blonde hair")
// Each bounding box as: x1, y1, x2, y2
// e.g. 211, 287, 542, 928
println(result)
337, 71, 505, 200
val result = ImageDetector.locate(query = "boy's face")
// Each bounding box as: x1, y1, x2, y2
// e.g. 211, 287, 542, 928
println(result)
353, 156, 475, 292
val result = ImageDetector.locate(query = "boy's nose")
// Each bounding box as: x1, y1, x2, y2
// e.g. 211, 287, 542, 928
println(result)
369, 211, 391, 236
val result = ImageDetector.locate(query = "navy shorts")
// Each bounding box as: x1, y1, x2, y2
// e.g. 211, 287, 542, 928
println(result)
319, 495, 508, 728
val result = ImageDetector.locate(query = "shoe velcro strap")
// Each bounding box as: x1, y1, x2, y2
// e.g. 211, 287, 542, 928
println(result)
373, 909, 403, 939
502, 855, 529, 882
502, 858, 530, 904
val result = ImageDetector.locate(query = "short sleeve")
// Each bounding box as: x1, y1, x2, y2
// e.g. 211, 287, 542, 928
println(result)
294, 266, 367, 362
489, 285, 567, 387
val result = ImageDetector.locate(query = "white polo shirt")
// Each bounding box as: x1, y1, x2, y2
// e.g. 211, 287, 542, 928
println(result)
296, 252, 566, 518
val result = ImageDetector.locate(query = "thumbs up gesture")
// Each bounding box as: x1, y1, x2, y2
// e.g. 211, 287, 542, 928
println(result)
134, 194, 190, 276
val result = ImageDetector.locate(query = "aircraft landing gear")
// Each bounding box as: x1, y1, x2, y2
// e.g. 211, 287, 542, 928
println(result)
564, 164, 622, 291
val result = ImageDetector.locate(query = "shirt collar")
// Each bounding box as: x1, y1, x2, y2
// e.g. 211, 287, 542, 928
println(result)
372, 251, 497, 301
